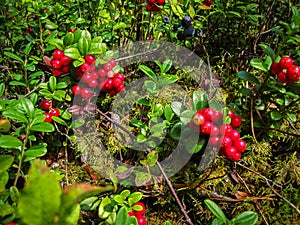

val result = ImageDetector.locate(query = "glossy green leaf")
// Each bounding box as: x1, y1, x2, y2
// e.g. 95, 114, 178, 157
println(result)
116, 207, 128, 225
78, 37, 90, 56
0, 135, 23, 148
10, 186, 20, 203
9, 81, 27, 87
204, 199, 227, 223
21, 98, 34, 118
49, 76, 57, 92
64, 47, 81, 60
63, 32, 74, 46
45, 21, 58, 29
52, 116, 67, 126
164, 105, 174, 121
161, 59, 172, 73
0, 155, 14, 173
81, 30, 92, 40
30, 122, 55, 132
139, 65, 157, 81
53, 90, 66, 101
0, 202, 15, 217
80, 197, 100, 211
258, 44, 276, 61
232, 211, 258, 225
237, 71, 260, 84
193, 90, 208, 110
0, 83, 5, 96
171, 101, 187, 117
270, 111, 282, 121
128, 192, 143, 206
170, 122, 182, 141
114, 22, 127, 30
212, 218, 225, 225
287, 113, 297, 122
180, 110, 195, 124
24, 143, 47, 162
0, 171, 9, 193
4, 52, 24, 64
250, 58, 268, 72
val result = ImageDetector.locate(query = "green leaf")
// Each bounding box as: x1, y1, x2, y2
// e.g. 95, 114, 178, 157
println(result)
128, 192, 143, 206
9, 81, 27, 87
49, 76, 57, 92
0, 83, 5, 96
232, 211, 258, 225
30, 122, 55, 132
258, 44, 276, 61
250, 58, 268, 72
116, 206, 128, 225
161, 59, 172, 73
0, 135, 23, 148
204, 199, 227, 223
137, 97, 151, 106
64, 47, 81, 60
287, 113, 297, 122
164, 105, 174, 121
171, 101, 187, 117
0, 171, 9, 193
114, 22, 127, 30
53, 90, 66, 101
80, 197, 100, 211
212, 218, 225, 225
139, 65, 157, 81
45, 21, 58, 30
0, 201, 15, 217
0, 155, 14, 173
4, 52, 24, 64
170, 122, 182, 141
10, 186, 20, 203
237, 71, 260, 84
180, 110, 196, 124
193, 90, 208, 110
24, 143, 47, 162
52, 116, 67, 126
78, 37, 90, 56
63, 32, 74, 46
270, 111, 282, 121
18, 160, 62, 225
144, 80, 157, 93
81, 30, 92, 40
21, 98, 34, 118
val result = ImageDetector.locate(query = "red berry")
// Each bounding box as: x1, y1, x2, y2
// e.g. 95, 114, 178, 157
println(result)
80, 62, 90, 73
230, 129, 240, 141
156, 0, 165, 5
146, 4, 154, 12
69, 29, 76, 33
103, 62, 113, 72
148, 0, 155, 3
219, 124, 233, 136
231, 115, 242, 128
52, 69, 63, 77
279, 56, 294, 69
208, 136, 220, 146
203, 108, 213, 121
75, 68, 84, 79
153, 4, 162, 11
51, 59, 62, 69
85, 55, 96, 65
232, 151, 241, 161
135, 215, 147, 225
211, 125, 219, 136
90, 72, 99, 80
80, 88, 92, 98
98, 68, 107, 77
41, 99, 52, 110
114, 73, 125, 82
88, 79, 98, 88
52, 49, 64, 59
277, 71, 288, 83
4, 222, 16, 225
286, 65, 300, 82
50, 108, 60, 117
61, 56, 73, 66
112, 77, 123, 89
105, 78, 114, 90
128, 211, 135, 217
227, 109, 234, 118
193, 111, 205, 125
133, 202, 146, 216
82, 73, 93, 83
224, 146, 238, 160
71, 85, 81, 95
110, 59, 117, 68
108, 89, 117, 97
221, 135, 232, 149
270, 62, 282, 75
44, 112, 53, 123
211, 109, 223, 124
200, 121, 213, 135
99, 81, 106, 92
234, 139, 247, 152
116, 83, 125, 92
61, 65, 70, 73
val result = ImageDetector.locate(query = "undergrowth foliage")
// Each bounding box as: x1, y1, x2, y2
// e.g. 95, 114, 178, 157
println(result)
0, 0, 299, 225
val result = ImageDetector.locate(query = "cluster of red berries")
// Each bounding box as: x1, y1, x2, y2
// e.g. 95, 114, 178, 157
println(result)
50, 49, 73, 77
4, 222, 15, 225
202, 0, 213, 6
71, 56, 125, 98
40, 99, 60, 123
189, 108, 247, 161
146, 0, 164, 12
270, 56, 300, 83
127, 202, 147, 225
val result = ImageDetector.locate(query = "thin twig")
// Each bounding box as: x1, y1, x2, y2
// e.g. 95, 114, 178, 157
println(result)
255, 127, 300, 138
23, 73, 45, 98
